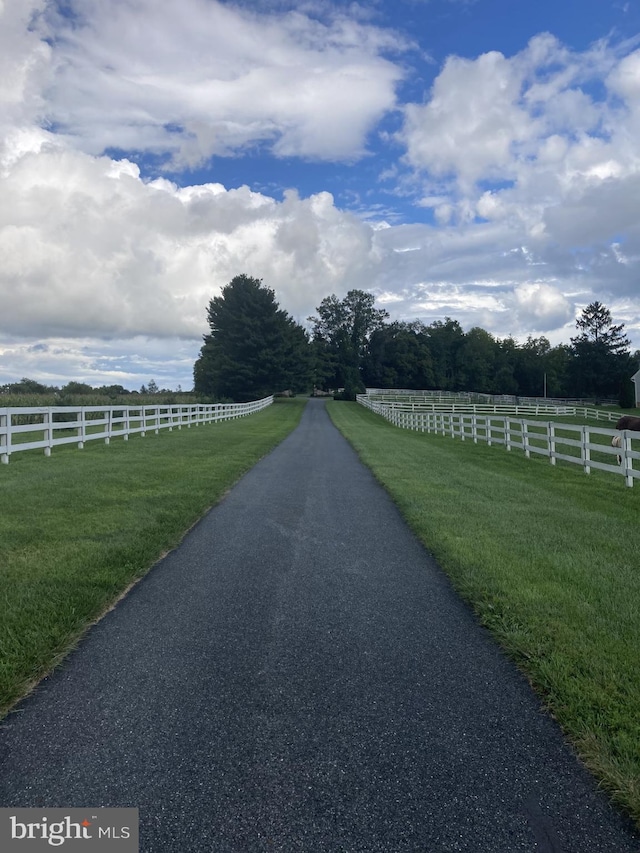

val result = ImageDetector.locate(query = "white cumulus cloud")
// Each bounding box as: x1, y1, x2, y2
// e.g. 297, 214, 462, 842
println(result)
0, 145, 378, 339
38, 0, 405, 166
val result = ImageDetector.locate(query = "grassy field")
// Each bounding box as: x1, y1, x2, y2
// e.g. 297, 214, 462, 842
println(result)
0, 398, 305, 718
328, 400, 640, 827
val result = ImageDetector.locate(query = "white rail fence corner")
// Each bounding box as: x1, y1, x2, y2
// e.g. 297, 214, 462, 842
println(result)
0, 396, 273, 464
357, 394, 638, 488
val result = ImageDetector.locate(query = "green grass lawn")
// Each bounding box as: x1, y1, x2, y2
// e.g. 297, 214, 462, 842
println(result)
328, 400, 640, 828
0, 399, 305, 718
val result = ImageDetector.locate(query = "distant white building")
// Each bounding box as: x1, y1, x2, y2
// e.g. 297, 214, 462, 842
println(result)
632, 369, 640, 406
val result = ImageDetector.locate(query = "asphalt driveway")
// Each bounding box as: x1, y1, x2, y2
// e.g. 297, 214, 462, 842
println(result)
0, 398, 638, 852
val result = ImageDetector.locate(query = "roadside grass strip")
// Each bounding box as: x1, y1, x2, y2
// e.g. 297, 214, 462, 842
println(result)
359, 400, 637, 486
328, 401, 640, 828
0, 399, 305, 718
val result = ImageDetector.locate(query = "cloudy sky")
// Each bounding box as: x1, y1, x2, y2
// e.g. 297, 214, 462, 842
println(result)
2, 0, 640, 390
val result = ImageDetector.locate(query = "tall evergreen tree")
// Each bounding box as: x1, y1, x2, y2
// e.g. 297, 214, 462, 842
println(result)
194, 274, 311, 401
569, 301, 632, 399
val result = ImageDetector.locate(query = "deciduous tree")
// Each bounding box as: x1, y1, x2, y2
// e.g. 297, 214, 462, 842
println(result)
309, 290, 388, 397
364, 321, 434, 389
425, 318, 465, 390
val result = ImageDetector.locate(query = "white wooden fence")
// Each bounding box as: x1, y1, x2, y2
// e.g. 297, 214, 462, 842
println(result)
365, 388, 619, 413
0, 396, 273, 464
357, 394, 639, 488
363, 396, 621, 423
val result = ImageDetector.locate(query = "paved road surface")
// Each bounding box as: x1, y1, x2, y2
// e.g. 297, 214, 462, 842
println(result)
1, 399, 638, 852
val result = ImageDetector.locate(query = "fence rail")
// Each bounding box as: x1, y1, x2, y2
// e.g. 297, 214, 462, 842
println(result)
357, 395, 638, 487
362, 397, 621, 423
364, 388, 619, 409
0, 396, 273, 464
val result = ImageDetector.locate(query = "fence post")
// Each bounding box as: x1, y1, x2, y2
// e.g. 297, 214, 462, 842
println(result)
78, 407, 86, 449
622, 431, 634, 488
522, 420, 530, 458
582, 425, 591, 475
0, 411, 9, 464
44, 409, 52, 456
105, 408, 111, 445
506, 418, 511, 451
549, 422, 556, 465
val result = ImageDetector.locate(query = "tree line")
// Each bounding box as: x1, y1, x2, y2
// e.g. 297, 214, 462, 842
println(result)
4, 275, 636, 406
193, 274, 639, 405
0, 379, 196, 408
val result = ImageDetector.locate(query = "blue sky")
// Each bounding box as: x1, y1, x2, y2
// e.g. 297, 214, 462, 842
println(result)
1, 0, 639, 390
115, 0, 640, 220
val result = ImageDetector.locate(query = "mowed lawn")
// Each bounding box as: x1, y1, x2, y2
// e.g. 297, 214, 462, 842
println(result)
0, 399, 305, 718
328, 400, 640, 828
